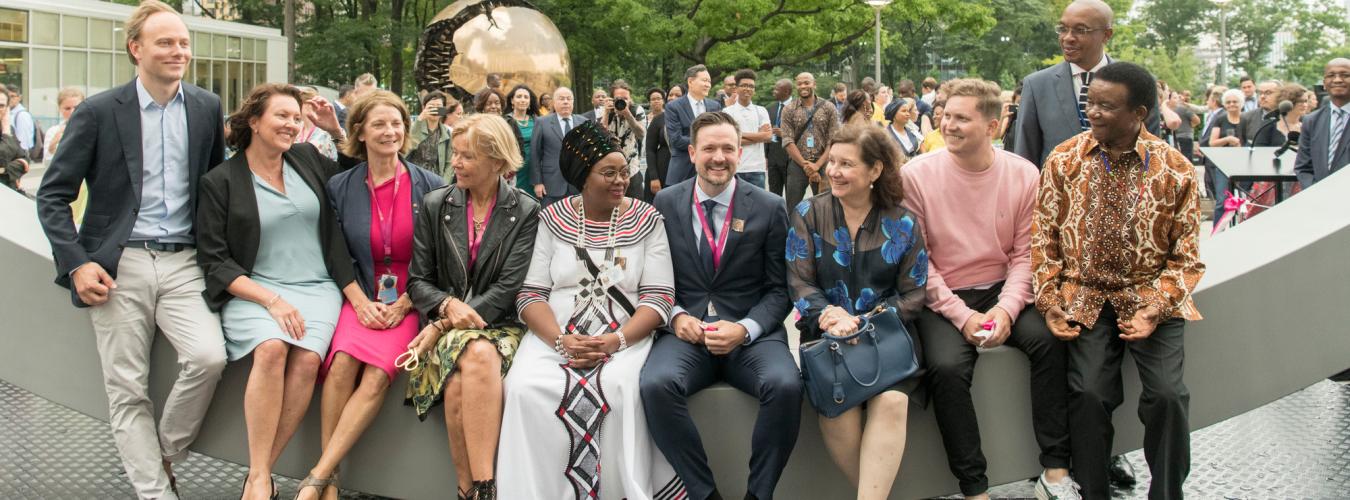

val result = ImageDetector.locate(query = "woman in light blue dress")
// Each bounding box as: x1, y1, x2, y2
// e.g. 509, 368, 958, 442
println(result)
196, 83, 360, 500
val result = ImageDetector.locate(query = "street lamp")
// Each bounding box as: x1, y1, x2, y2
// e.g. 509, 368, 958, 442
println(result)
1214, 0, 1231, 84
866, 0, 892, 86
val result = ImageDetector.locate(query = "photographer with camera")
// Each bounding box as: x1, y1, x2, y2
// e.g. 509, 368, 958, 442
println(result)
600, 79, 647, 198
1000, 84, 1022, 152
409, 91, 461, 181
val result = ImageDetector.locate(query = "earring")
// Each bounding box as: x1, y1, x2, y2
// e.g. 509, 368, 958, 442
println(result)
870, 182, 875, 189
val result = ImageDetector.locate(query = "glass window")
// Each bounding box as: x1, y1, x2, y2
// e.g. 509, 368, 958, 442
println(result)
62, 51, 87, 90
211, 60, 225, 101
62, 16, 88, 48
242, 38, 254, 62
192, 31, 205, 57
32, 12, 58, 46
228, 61, 242, 110
227, 36, 241, 60
213, 34, 226, 58
116, 53, 135, 83
0, 48, 24, 98
255, 39, 268, 61
194, 60, 210, 92
89, 52, 113, 94
89, 19, 114, 50
0, 8, 27, 43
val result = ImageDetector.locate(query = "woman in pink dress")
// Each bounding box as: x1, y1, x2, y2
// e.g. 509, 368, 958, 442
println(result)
294, 91, 446, 500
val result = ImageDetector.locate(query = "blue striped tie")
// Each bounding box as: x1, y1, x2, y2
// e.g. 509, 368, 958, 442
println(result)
1078, 72, 1093, 131
1330, 109, 1346, 167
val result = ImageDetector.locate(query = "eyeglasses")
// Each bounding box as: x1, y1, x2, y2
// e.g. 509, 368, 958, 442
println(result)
737, 83, 756, 89
1055, 25, 1102, 37
594, 169, 624, 181
1326, 72, 1350, 81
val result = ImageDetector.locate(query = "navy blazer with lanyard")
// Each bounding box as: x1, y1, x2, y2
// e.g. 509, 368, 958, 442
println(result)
36, 79, 224, 306
326, 160, 446, 298
642, 177, 799, 500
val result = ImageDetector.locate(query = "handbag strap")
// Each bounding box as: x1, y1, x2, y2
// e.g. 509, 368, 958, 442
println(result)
573, 246, 638, 317
830, 326, 884, 387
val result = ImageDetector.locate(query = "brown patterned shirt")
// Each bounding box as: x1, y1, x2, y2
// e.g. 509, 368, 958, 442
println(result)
780, 96, 840, 163
1032, 128, 1204, 326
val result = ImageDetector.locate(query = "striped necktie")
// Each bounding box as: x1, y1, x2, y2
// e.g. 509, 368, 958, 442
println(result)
1330, 109, 1347, 166
1078, 72, 1093, 131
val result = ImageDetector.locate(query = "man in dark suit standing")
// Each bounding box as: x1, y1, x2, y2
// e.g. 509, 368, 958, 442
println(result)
1235, 80, 1280, 146
666, 64, 724, 186
642, 112, 799, 500
530, 86, 588, 206
1014, 0, 1159, 169
35, 2, 227, 498
1295, 58, 1350, 188
764, 79, 792, 196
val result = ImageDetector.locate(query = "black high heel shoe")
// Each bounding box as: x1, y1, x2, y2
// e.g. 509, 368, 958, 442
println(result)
238, 474, 279, 500
470, 479, 496, 500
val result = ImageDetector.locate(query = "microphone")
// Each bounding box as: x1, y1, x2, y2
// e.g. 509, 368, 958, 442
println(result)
1272, 130, 1300, 168
1248, 100, 1295, 152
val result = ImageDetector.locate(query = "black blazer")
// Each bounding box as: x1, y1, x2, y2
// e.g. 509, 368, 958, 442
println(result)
644, 113, 671, 192
326, 160, 446, 299
407, 178, 541, 328
36, 79, 224, 306
664, 96, 724, 185
1295, 105, 1350, 188
195, 143, 356, 311
652, 178, 792, 343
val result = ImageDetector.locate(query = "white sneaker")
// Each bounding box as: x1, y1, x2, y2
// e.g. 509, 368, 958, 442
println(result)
1034, 472, 1082, 500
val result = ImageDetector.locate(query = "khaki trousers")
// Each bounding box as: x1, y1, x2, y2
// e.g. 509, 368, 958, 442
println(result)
87, 247, 227, 499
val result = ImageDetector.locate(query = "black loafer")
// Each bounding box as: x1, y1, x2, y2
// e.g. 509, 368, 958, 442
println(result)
1108, 455, 1138, 487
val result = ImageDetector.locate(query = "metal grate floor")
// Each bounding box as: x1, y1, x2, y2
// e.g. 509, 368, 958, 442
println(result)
2, 378, 1348, 499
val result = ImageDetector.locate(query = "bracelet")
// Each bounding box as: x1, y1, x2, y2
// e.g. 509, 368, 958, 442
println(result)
615, 331, 628, 352
554, 334, 572, 359
264, 293, 281, 310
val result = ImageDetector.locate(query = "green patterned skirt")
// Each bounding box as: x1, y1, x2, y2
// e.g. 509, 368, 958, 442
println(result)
405, 325, 524, 420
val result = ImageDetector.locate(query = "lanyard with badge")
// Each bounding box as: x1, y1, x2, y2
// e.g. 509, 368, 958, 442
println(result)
368, 165, 402, 305
694, 190, 737, 317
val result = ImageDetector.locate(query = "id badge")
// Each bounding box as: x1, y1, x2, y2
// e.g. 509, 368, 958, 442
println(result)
599, 265, 625, 289
376, 274, 399, 305
805, 134, 815, 149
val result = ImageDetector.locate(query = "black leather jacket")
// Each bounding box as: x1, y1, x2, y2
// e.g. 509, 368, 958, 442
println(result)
407, 177, 541, 327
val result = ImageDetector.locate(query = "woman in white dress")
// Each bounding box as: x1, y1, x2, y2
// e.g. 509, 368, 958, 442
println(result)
498, 120, 686, 499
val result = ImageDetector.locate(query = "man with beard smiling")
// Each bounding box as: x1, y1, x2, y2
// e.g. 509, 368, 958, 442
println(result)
902, 79, 1079, 500
1033, 61, 1205, 499
643, 111, 798, 500
35, 2, 227, 498
1295, 58, 1350, 188
1015, 0, 1159, 169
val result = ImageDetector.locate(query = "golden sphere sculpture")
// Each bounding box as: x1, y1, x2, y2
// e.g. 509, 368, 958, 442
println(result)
415, 0, 572, 104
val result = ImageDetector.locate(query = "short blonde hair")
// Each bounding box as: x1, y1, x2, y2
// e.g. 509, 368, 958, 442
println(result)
342, 90, 411, 160
451, 114, 523, 175
943, 78, 1003, 120
124, 0, 180, 66
57, 87, 86, 106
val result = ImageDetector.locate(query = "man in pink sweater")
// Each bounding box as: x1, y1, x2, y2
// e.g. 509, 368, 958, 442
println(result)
901, 79, 1079, 500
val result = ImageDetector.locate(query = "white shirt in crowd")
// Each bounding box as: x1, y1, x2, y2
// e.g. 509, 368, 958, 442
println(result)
723, 102, 770, 174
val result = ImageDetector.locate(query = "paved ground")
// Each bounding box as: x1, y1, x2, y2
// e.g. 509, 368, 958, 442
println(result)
2, 377, 1347, 499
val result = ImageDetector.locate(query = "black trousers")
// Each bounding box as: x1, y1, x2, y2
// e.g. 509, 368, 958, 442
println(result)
640, 332, 803, 500
1175, 137, 1195, 163
1069, 303, 1189, 500
784, 159, 828, 213
765, 141, 788, 196
917, 285, 1071, 496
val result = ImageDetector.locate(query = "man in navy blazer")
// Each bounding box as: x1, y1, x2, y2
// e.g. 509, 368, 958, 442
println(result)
34, 3, 226, 498
643, 112, 799, 500
665, 64, 724, 186
1295, 58, 1350, 189
530, 86, 587, 206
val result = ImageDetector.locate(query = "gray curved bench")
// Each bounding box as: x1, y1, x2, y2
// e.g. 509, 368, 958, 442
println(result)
2, 169, 1347, 499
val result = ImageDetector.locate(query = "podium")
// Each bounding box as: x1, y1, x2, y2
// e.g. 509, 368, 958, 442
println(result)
1200, 146, 1299, 202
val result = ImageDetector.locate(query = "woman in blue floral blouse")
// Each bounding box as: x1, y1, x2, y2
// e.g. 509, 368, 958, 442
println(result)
787, 124, 928, 500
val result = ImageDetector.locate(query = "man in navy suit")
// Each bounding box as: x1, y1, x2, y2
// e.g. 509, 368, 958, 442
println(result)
642, 111, 799, 500
1295, 58, 1350, 189
530, 86, 588, 206
35, 2, 226, 498
665, 64, 724, 186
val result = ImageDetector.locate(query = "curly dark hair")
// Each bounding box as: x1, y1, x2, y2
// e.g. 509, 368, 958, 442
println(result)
227, 83, 303, 150
473, 87, 505, 113
505, 84, 539, 116
830, 123, 905, 208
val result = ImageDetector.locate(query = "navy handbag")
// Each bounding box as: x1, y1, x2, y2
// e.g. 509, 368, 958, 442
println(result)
799, 306, 920, 417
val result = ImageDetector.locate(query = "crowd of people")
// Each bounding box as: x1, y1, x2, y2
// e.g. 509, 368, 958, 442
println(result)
19, 0, 1350, 499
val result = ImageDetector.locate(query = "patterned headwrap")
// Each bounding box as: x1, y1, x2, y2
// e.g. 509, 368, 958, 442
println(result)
560, 120, 622, 192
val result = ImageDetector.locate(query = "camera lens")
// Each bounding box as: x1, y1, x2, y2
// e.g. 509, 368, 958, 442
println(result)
615, 98, 627, 111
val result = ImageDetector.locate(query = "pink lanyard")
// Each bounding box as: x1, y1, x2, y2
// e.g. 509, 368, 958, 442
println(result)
694, 191, 735, 270
466, 191, 498, 268
366, 164, 402, 272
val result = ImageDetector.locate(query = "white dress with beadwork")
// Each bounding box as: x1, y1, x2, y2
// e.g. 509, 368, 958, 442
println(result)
499, 196, 686, 500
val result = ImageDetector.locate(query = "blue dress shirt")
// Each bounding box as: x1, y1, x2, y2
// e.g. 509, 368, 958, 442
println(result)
131, 78, 193, 243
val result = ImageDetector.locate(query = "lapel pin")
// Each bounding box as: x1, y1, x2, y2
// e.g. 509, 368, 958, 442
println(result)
731, 219, 745, 232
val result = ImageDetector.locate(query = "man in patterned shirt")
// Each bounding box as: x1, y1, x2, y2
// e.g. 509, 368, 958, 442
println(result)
1031, 61, 1204, 500
779, 72, 840, 210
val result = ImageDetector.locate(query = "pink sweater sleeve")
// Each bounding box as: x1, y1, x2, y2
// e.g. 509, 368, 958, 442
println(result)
996, 166, 1038, 320
902, 167, 977, 329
